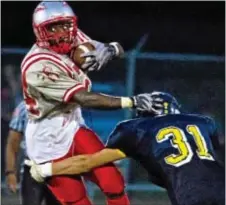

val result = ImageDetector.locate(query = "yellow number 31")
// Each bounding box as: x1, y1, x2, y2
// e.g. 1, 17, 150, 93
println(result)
156, 125, 214, 167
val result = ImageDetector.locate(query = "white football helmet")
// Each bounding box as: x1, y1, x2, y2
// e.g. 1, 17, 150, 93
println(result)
33, 1, 77, 54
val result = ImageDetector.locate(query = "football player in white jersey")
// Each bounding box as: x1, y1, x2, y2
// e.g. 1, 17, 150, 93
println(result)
21, 1, 156, 205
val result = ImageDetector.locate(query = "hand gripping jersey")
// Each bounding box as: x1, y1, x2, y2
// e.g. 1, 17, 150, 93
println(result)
21, 30, 92, 163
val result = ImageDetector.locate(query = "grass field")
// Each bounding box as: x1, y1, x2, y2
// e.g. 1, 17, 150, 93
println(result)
2, 189, 171, 205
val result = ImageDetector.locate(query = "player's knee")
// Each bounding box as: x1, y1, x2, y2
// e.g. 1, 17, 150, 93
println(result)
104, 190, 126, 199
64, 196, 92, 205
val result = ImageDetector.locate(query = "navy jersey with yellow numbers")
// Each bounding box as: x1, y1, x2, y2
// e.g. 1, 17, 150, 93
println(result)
106, 114, 225, 205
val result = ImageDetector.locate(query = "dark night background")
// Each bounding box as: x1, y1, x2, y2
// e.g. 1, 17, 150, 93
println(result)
1, 2, 225, 204
1, 1, 225, 54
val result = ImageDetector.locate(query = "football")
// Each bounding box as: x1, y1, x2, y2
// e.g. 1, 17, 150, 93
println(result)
70, 42, 95, 69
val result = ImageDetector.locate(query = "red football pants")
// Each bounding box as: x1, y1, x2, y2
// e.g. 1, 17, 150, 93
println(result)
47, 127, 130, 205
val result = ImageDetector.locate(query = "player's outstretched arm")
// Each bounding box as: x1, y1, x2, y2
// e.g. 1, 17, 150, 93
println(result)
72, 90, 131, 109
25, 148, 126, 182
52, 148, 126, 175
72, 90, 155, 112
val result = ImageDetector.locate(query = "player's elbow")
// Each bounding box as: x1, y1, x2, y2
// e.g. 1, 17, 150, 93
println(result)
74, 98, 87, 107
72, 90, 94, 108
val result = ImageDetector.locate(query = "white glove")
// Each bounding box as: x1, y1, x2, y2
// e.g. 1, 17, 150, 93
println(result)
81, 40, 116, 72
24, 160, 52, 183
133, 93, 164, 114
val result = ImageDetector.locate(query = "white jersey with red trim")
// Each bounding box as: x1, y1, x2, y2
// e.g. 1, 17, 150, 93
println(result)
21, 29, 92, 163
21, 30, 91, 120
76, 28, 91, 44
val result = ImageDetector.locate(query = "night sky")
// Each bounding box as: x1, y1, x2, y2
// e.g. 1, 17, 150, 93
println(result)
1, 1, 225, 55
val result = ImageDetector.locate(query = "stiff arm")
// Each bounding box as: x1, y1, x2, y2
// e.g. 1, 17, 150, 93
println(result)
25, 148, 126, 182
52, 148, 126, 175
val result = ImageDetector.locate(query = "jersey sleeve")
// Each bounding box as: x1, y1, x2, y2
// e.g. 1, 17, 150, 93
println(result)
9, 102, 27, 133
106, 121, 137, 156
76, 29, 92, 44
25, 59, 86, 103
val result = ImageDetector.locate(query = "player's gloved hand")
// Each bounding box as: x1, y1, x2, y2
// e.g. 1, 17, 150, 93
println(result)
150, 91, 173, 114
80, 55, 97, 71
24, 160, 52, 183
81, 40, 118, 71
132, 93, 164, 114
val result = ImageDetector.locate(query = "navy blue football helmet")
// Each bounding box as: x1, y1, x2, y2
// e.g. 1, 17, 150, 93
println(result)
151, 91, 181, 115
137, 91, 181, 117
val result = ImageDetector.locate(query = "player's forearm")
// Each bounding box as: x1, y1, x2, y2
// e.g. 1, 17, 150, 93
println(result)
27, 149, 126, 178
52, 149, 126, 176
72, 90, 134, 110
52, 155, 91, 175
88, 149, 126, 168
52, 158, 76, 175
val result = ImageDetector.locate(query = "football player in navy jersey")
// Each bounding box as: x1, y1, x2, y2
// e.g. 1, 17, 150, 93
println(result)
26, 91, 225, 205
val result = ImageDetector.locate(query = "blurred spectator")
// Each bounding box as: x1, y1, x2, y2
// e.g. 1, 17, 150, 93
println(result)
1, 117, 9, 182
1, 65, 23, 182
4, 64, 23, 106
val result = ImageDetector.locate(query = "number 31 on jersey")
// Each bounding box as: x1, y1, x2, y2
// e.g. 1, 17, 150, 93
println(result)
156, 125, 214, 167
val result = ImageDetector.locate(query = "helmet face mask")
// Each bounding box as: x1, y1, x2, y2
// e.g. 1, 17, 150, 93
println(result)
33, 1, 77, 54
44, 18, 77, 53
